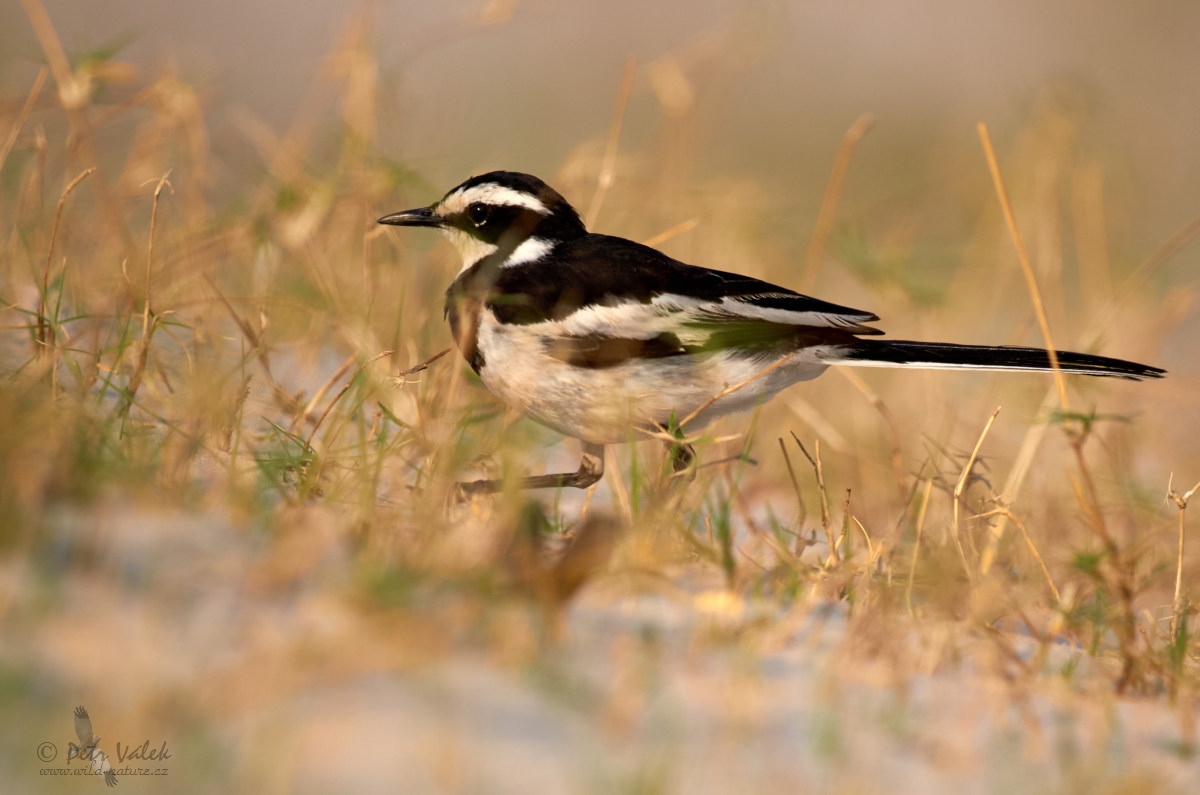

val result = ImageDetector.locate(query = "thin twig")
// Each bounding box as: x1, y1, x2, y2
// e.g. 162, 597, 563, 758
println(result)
977, 123, 1069, 412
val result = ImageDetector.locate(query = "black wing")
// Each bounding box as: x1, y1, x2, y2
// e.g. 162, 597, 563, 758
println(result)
485, 234, 880, 330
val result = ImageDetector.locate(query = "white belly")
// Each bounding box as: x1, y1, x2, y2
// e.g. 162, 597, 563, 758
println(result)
474, 310, 829, 444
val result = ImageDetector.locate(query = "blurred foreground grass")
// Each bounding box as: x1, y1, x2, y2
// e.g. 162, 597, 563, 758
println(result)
2, 5, 1200, 793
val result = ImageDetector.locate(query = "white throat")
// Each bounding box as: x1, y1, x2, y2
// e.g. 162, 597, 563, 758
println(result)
441, 228, 499, 272
440, 230, 555, 272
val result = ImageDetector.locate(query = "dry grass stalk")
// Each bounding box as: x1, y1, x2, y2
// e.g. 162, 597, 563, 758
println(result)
777, 437, 808, 554
837, 367, 906, 501
293, 352, 358, 431
641, 217, 699, 248
791, 433, 835, 565
1061, 421, 1139, 690
799, 113, 874, 291
974, 507, 1060, 603
1062, 424, 1139, 692
35, 166, 95, 361
1083, 209, 1200, 347
906, 478, 935, 616
304, 349, 396, 452
18, 0, 74, 101
979, 385, 1056, 574
584, 56, 637, 229
1167, 476, 1200, 644
982, 202, 1200, 576
967, 124, 1100, 575
395, 348, 452, 384
838, 487, 853, 558
202, 274, 298, 414
951, 406, 1001, 578
603, 447, 634, 522
977, 122, 1069, 412
0, 67, 46, 175
1068, 433, 1117, 551
21, 0, 135, 254
678, 356, 791, 429
121, 173, 172, 419
1070, 159, 1115, 310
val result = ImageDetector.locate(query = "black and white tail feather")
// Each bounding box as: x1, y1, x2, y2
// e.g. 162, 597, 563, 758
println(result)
379, 171, 1164, 494
828, 339, 1158, 379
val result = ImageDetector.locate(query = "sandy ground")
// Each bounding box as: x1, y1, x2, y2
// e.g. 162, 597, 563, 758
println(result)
4, 503, 1197, 794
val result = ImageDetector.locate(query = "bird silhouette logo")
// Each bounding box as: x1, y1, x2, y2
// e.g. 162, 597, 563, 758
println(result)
66, 706, 117, 787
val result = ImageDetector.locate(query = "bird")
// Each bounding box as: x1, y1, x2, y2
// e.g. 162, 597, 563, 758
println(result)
67, 706, 117, 787
378, 171, 1164, 494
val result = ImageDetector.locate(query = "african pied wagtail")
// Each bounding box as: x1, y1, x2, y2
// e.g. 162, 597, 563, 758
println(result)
379, 171, 1164, 494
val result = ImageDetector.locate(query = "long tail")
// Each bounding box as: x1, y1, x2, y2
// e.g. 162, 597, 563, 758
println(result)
826, 340, 1165, 381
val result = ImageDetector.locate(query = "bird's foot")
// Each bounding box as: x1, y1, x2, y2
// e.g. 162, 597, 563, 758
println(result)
455, 442, 605, 497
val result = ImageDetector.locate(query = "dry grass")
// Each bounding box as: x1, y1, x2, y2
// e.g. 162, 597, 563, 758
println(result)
2, 4, 1199, 793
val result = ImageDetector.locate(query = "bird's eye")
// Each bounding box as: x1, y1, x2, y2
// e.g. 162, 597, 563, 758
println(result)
467, 203, 491, 226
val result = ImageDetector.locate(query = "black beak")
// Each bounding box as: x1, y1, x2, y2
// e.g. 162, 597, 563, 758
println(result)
377, 206, 443, 227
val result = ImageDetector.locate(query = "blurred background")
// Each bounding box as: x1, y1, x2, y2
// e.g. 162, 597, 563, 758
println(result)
5, 0, 1200, 234
2, 1, 1199, 792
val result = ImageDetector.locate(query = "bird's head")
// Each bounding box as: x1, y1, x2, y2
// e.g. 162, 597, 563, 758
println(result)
378, 171, 586, 271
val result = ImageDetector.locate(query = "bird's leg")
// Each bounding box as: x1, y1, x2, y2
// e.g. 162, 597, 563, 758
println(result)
457, 442, 605, 495
669, 440, 696, 473
657, 422, 696, 474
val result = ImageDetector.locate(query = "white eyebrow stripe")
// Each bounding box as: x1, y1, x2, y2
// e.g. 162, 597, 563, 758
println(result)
502, 237, 555, 267
440, 184, 551, 216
